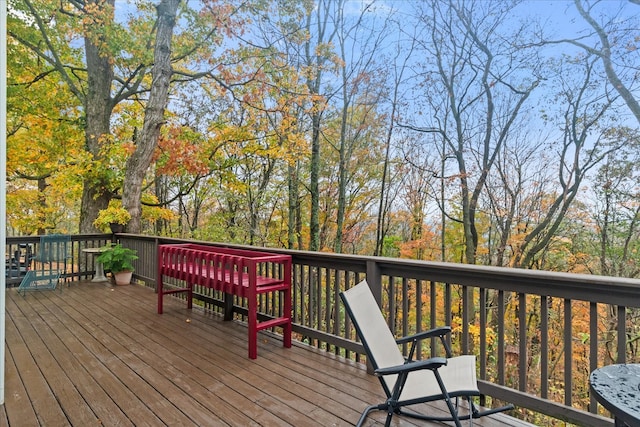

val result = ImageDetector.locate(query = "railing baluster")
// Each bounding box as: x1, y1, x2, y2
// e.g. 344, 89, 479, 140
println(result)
462, 284, 469, 354
386, 275, 393, 335
519, 292, 527, 392
445, 282, 452, 351
564, 298, 572, 406
402, 277, 409, 354
617, 305, 626, 364
589, 301, 598, 414
416, 279, 423, 360
480, 287, 487, 380
541, 295, 549, 399
430, 280, 437, 358
498, 290, 505, 385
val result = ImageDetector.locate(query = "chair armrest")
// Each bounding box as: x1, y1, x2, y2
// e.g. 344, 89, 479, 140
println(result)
396, 326, 451, 345
375, 357, 447, 376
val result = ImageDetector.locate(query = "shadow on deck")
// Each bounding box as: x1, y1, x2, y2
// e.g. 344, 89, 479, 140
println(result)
3, 281, 535, 426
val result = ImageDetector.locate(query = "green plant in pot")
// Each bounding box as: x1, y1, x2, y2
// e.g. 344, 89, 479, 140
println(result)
97, 244, 138, 285
94, 202, 131, 234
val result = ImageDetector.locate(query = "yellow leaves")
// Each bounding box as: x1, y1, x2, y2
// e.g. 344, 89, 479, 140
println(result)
209, 119, 303, 172
226, 179, 250, 195
281, 133, 310, 167
141, 203, 177, 224
94, 201, 131, 231
314, 42, 342, 73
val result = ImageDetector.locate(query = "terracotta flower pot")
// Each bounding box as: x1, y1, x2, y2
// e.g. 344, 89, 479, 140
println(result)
113, 270, 133, 286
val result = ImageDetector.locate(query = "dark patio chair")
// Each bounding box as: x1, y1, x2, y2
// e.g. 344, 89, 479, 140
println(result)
340, 280, 513, 427
5, 243, 32, 279
18, 234, 72, 296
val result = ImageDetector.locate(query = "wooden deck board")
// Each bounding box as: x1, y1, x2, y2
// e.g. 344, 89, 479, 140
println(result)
2, 282, 537, 427
7, 313, 92, 426
61, 284, 287, 426
32, 289, 193, 426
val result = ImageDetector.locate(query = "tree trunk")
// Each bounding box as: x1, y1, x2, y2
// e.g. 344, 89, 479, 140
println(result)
304, 0, 337, 252
334, 98, 348, 254
287, 163, 298, 249
309, 114, 321, 251
122, 0, 180, 233
79, 0, 116, 233
37, 177, 47, 235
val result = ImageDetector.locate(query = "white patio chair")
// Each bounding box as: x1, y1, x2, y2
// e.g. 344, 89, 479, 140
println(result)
340, 280, 513, 427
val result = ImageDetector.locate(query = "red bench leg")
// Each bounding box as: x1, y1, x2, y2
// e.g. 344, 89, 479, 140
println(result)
157, 279, 164, 314
157, 278, 193, 313
248, 295, 258, 359
283, 288, 292, 348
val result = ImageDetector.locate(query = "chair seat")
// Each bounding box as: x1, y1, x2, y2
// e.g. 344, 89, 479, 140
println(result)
399, 355, 479, 401
18, 270, 61, 295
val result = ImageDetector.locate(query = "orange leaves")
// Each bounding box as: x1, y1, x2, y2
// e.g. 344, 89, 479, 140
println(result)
155, 127, 210, 176
399, 228, 439, 260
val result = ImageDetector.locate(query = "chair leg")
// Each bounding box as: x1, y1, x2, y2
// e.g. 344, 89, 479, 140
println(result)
356, 403, 385, 427
433, 369, 463, 427
384, 410, 393, 427
471, 401, 515, 418
384, 400, 400, 427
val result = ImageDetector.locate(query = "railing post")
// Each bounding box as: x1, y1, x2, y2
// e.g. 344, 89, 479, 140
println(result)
365, 259, 382, 375
617, 305, 626, 364
366, 259, 382, 307
154, 237, 160, 293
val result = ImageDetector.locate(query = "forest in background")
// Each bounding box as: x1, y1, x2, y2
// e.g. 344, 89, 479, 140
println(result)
6, 0, 640, 276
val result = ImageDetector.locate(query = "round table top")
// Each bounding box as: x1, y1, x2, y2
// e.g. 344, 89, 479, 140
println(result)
589, 364, 640, 426
82, 247, 106, 254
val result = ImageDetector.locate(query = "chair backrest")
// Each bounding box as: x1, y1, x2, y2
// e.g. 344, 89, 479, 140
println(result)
37, 234, 71, 264
340, 280, 406, 372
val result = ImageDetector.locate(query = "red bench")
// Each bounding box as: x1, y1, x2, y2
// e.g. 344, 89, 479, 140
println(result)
157, 243, 292, 359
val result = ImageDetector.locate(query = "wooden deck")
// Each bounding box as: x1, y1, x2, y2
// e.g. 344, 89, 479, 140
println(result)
2, 281, 535, 426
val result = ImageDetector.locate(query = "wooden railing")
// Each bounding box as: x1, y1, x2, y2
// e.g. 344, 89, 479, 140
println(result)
5, 234, 113, 287
8, 233, 640, 426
